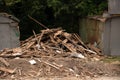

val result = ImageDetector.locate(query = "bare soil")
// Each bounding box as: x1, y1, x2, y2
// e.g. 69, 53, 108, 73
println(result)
0, 57, 120, 80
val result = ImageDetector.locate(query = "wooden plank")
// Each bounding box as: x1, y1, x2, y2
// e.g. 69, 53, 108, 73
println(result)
0, 67, 16, 74
0, 58, 9, 66
73, 33, 88, 49
87, 44, 101, 54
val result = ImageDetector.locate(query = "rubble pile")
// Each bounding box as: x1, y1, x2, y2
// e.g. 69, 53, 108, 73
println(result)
0, 28, 104, 78
0, 28, 101, 59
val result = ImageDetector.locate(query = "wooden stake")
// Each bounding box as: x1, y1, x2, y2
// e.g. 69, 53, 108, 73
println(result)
28, 15, 48, 29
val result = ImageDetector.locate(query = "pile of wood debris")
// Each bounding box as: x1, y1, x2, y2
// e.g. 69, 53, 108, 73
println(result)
0, 28, 113, 79
0, 28, 101, 59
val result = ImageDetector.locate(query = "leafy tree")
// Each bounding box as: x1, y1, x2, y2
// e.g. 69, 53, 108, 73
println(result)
3, 0, 108, 40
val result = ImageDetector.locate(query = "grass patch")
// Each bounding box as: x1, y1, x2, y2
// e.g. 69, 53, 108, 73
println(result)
101, 56, 120, 63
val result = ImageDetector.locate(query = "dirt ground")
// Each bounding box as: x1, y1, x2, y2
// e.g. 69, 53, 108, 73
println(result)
19, 76, 120, 80
0, 57, 120, 80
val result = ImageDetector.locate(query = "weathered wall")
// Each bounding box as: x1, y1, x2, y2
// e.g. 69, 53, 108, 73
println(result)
0, 16, 20, 50
110, 17, 120, 55
0, 16, 14, 23
79, 18, 104, 49
0, 23, 11, 49
79, 17, 120, 55
108, 0, 120, 14
103, 17, 120, 55
103, 19, 111, 55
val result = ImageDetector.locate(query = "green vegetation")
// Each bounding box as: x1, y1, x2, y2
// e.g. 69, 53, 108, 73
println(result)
1, 0, 108, 40
102, 56, 120, 63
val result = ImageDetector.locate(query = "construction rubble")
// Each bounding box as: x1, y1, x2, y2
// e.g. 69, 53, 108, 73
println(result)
0, 28, 101, 59
1, 28, 116, 79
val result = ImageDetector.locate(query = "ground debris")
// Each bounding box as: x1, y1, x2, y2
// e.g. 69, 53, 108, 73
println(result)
0, 28, 101, 59
0, 28, 107, 79
0, 67, 16, 74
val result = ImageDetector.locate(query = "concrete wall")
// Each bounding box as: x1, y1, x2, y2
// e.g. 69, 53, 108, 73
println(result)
79, 17, 120, 55
103, 17, 120, 55
108, 0, 120, 14
103, 19, 111, 55
0, 16, 20, 50
110, 17, 120, 55
79, 18, 104, 49
0, 16, 14, 23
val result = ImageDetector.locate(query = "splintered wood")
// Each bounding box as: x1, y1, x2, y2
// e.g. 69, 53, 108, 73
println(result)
0, 28, 101, 59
